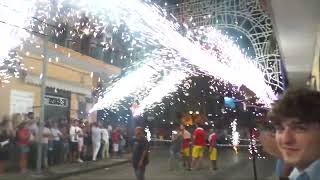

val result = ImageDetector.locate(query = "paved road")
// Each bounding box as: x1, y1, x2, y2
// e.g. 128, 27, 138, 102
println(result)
62, 147, 276, 180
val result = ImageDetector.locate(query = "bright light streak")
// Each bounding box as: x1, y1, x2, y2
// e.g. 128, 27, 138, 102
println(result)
90, 60, 161, 112
0, 0, 277, 112
138, 71, 187, 113
82, 0, 276, 110
0, 0, 33, 61
145, 127, 151, 142
231, 119, 240, 153
0, 0, 34, 83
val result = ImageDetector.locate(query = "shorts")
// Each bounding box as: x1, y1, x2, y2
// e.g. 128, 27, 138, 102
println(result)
192, 145, 204, 158
113, 143, 119, 152
209, 148, 217, 160
181, 148, 190, 157
70, 142, 79, 152
0, 149, 9, 160
19, 144, 30, 154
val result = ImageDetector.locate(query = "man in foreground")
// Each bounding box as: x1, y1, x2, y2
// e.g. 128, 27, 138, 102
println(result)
132, 127, 149, 180
268, 88, 320, 179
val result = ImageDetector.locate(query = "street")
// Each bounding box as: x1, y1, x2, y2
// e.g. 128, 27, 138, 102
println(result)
62, 147, 276, 180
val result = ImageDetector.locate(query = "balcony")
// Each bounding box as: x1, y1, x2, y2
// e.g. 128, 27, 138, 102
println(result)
42, 23, 130, 69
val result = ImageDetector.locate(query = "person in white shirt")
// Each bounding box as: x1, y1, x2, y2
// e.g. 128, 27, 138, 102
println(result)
41, 122, 52, 170
91, 122, 102, 161
51, 122, 62, 164
101, 125, 110, 159
69, 120, 82, 163
77, 124, 84, 163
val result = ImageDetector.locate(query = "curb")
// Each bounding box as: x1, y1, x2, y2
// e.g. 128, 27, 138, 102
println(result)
41, 160, 130, 180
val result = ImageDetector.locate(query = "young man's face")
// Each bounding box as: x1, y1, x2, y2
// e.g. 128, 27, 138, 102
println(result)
275, 118, 320, 170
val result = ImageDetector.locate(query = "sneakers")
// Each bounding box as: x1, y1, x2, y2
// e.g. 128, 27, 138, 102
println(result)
77, 158, 84, 163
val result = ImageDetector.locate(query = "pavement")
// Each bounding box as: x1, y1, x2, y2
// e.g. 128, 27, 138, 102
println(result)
0, 146, 278, 180
0, 155, 130, 180
61, 147, 277, 180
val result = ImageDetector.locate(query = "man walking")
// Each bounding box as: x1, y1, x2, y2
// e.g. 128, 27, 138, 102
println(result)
268, 88, 320, 180
132, 127, 149, 180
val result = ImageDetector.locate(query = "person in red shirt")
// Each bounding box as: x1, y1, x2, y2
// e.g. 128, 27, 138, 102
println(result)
17, 122, 30, 173
191, 123, 206, 170
111, 127, 121, 157
180, 125, 191, 170
208, 128, 218, 170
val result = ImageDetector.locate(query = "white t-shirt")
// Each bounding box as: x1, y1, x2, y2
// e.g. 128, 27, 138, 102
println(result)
69, 125, 81, 142
42, 127, 51, 144
28, 123, 39, 142
91, 126, 102, 143
182, 130, 191, 139
101, 128, 109, 144
107, 125, 112, 135
78, 128, 84, 148
51, 128, 62, 141
28, 123, 38, 135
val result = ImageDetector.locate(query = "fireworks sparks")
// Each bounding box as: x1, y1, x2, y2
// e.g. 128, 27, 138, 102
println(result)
85, 1, 272, 102
90, 59, 161, 112
0, 0, 278, 117
145, 127, 151, 142
82, 0, 276, 111
0, 0, 35, 83
231, 119, 240, 153
249, 128, 259, 158
137, 71, 188, 113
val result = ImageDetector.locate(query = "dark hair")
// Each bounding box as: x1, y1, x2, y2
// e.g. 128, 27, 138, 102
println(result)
268, 88, 320, 125
27, 112, 34, 118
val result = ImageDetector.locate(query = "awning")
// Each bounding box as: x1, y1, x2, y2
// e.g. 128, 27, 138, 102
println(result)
25, 73, 92, 96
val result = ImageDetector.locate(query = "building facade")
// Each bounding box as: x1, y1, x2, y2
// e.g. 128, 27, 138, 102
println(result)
0, 35, 121, 122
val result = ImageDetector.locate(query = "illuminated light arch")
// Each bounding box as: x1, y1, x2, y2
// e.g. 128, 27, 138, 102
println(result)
167, 0, 285, 92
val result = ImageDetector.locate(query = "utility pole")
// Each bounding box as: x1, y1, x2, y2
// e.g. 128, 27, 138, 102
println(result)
36, 27, 49, 174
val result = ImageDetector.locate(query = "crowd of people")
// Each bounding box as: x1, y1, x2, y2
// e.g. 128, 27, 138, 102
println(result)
168, 123, 218, 172
0, 112, 128, 174
0, 88, 319, 180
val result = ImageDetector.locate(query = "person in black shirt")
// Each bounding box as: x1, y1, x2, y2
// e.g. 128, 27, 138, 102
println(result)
0, 116, 11, 174
132, 127, 149, 180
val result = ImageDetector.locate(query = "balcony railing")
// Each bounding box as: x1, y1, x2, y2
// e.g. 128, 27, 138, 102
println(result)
47, 28, 127, 68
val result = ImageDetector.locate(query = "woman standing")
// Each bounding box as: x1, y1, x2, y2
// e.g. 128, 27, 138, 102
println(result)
17, 121, 30, 173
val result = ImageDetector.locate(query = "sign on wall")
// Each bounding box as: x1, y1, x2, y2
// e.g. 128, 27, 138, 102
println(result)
10, 90, 34, 115
44, 95, 68, 107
